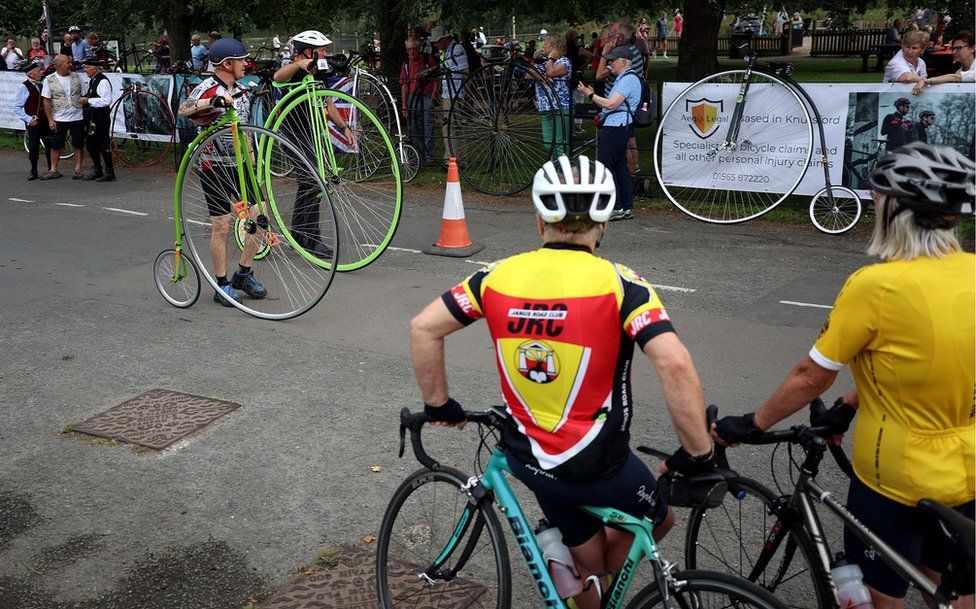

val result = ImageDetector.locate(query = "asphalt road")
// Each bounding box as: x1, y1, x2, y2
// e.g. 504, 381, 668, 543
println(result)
0, 151, 882, 608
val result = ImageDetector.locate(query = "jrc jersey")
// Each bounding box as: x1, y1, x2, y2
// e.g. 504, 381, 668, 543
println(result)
186, 76, 249, 167
442, 243, 675, 481
810, 252, 975, 507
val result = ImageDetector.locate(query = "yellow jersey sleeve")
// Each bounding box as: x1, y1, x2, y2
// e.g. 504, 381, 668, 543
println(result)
441, 263, 496, 325
616, 264, 675, 347
810, 267, 881, 370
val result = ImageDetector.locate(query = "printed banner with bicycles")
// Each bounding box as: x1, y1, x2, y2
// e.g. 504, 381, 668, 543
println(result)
660, 82, 975, 199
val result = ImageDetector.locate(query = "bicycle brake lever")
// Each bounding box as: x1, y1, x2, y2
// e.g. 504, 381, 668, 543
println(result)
398, 423, 406, 459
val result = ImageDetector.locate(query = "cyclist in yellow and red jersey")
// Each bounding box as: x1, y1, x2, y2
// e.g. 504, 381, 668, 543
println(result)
411, 155, 715, 609
713, 143, 975, 609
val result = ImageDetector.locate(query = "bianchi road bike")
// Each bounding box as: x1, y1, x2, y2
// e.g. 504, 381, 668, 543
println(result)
683, 404, 974, 609
376, 406, 791, 609
153, 92, 338, 320
655, 51, 863, 235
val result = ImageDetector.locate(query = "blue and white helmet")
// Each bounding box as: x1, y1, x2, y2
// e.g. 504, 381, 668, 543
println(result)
532, 155, 616, 223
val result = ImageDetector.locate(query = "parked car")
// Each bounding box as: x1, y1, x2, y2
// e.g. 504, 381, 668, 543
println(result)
733, 15, 766, 35
479, 44, 507, 63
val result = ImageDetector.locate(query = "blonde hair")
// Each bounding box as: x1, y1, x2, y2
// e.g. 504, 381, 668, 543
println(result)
902, 30, 929, 47
867, 196, 961, 260
546, 33, 566, 56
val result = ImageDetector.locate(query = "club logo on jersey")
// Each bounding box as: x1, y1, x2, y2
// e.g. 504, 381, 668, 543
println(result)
516, 340, 559, 384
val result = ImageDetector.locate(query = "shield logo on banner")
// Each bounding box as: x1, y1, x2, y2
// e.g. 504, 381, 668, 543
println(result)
685, 98, 724, 139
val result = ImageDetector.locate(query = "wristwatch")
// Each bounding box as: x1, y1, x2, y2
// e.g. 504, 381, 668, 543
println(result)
587, 92, 595, 101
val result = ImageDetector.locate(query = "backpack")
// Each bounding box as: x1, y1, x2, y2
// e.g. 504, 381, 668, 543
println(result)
624, 71, 656, 129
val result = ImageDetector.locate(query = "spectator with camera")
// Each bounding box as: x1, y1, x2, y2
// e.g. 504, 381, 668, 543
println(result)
3, 38, 25, 70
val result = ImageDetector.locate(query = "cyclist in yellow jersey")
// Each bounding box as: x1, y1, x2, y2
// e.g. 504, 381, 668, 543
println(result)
712, 142, 975, 609
411, 155, 715, 609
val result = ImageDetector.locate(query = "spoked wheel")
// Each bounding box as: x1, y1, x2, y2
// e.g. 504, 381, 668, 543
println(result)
111, 89, 176, 167
449, 60, 557, 195
625, 570, 790, 609
684, 477, 831, 609
376, 467, 511, 609
352, 72, 397, 138
399, 143, 420, 183
809, 186, 862, 235
24, 130, 75, 159
406, 90, 444, 169
177, 124, 339, 320
268, 87, 403, 272
153, 248, 200, 308
654, 70, 813, 223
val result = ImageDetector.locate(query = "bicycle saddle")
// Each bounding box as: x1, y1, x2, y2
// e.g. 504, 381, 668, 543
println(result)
765, 61, 795, 76
917, 498, 975, 596
327, 54, 350, 72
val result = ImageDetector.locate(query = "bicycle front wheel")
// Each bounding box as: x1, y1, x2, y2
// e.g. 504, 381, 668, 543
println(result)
177, 124, 338, 320
153, 248, 200, 308
685, 477, 831, 609
625, 570, 789, 609
655, 70, 813, 223
809, 186, 862, 235
268, 87, 402, 271
376, 467, 511, 609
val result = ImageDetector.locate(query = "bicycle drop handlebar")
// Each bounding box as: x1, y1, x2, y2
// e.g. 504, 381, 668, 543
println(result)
398, 407, 507, 471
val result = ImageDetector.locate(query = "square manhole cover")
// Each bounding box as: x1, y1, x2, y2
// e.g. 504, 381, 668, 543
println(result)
72, 389, 240, 450
262, 545, 485, 609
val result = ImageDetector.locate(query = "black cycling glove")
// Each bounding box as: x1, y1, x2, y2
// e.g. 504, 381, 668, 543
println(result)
713, 412, 763, 445
424, 398, 466, 424
211, 95, 229, 108
665, 446, 716, 476
811, 397, 857, 435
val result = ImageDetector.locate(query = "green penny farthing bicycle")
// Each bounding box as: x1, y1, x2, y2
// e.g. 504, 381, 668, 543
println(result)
267, 74, 402, 272
154, 93, 339, 320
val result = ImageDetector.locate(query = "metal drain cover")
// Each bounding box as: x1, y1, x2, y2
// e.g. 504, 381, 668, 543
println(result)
72, 389, 240, 450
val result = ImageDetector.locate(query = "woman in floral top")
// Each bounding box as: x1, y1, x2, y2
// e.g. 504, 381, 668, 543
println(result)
534, 33, 572, 157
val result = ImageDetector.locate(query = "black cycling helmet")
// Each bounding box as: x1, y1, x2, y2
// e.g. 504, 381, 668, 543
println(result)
209, 38, 249, 64
868, 142, 975, 228
894, 97, 911, 107
919, 110, 936, 118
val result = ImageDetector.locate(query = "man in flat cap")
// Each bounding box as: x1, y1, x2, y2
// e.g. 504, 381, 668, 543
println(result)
12, 60, 51, 180
80, 57, 115, 181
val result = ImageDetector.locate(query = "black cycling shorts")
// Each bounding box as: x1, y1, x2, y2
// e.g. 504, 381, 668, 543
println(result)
844, 474, 975, 598
198, 164, 254, 217
508, 450, 667, 548
52, 120, 85, 151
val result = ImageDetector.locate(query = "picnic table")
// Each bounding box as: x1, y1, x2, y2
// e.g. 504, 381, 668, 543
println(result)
861, 43, 901, 72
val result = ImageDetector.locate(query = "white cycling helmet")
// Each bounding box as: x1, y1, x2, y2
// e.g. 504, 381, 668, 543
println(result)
532, 155, 616, 223
292, 30, 332, 52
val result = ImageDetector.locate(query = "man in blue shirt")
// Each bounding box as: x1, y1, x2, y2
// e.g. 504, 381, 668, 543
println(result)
190, 34, 208, 70
578, 45, 642, 220
67, 26, 90, 67
431, 26, 468, 162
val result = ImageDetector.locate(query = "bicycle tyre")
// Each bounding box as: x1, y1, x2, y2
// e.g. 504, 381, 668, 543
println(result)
24, 129, 74, 160
624, 570, 790, 609
177, 123, 339, 320
153, 249, 200, 308
654, 70, 813, 223
685, 476, 832, 609
111, 89, 176, 167
407, 89, 444, 169
449, 60, 558, 196
376, 466, 511, 609
400, 143, 420, 183
809, 186, 862, 235
267, 87, 403, 272
353, 71, 397, 137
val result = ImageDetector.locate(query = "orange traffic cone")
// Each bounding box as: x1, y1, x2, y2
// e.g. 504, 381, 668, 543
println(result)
423, 157, 485, 258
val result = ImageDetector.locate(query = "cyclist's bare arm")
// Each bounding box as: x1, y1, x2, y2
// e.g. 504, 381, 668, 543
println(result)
642, 333, 712, 455
410, 298, 465, 407
178, 94, 230, 117
273, 58, 311, 83
753, 355, 839, 430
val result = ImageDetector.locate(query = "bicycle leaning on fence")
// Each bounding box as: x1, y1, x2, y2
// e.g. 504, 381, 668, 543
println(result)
682, 403, 974, 609
654, 49, 863, 235
153, 89, 339, 320
376, 406, 792, 609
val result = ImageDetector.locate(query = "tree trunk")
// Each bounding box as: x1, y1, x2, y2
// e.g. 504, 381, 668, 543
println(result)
376, 0, 406, 85
167, 0, 192, 64
676, 0, 725, 81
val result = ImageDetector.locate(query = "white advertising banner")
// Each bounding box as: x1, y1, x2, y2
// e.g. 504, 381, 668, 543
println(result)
660, 82, 975, 198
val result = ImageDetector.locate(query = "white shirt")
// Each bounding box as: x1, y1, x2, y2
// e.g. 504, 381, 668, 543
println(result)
41, 73, 84, 122
884, 50, 927, 83
957, 62, 975, 82
441, 41, 468, 99
2, 46, 24, 69
272, 36, 281, 49
87, 77, 113, 109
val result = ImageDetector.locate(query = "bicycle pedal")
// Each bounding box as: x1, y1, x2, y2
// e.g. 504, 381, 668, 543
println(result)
265, 231, 281, 247
232, 200, 250, 219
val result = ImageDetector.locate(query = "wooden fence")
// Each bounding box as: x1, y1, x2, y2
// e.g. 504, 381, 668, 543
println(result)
811, 29, 888, 56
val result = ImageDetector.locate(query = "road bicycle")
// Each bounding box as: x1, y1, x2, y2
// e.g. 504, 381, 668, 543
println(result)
377, 406, 791, 609
154, 92, 339, 320
654, 51, 863, 235
684, 404, 974, 609
266, 73, 402, 272
110, 80, 176, 167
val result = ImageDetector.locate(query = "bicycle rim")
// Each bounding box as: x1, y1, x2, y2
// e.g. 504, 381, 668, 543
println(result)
111, 90, 175, 167
376, 467, 510, 609
400, 144, 420, 183
451, 61, 556, 196
354, 72, 398, 136
269, 87, 402, 271
178, 124, 338, 320
625, 570, 789, 609
685, 477, 830, 609
655, 70, 813, 223
153, 249, 200, 308
809, 186, 862, 235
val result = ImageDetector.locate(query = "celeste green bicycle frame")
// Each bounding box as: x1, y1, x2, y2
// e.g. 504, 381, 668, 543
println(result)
444, 449, 666, 609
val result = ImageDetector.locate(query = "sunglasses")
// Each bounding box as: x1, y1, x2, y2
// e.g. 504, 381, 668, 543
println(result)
950, 45, 969, 51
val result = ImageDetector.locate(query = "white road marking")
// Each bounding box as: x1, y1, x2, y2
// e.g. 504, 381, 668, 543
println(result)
779, 300, 833, 310
465, 260, 491, 266
9, 197, 35, 203
103, 207, 148, 217
382, 246, 423, 254
651, 284, 697, 293
54, 202, 85, 207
